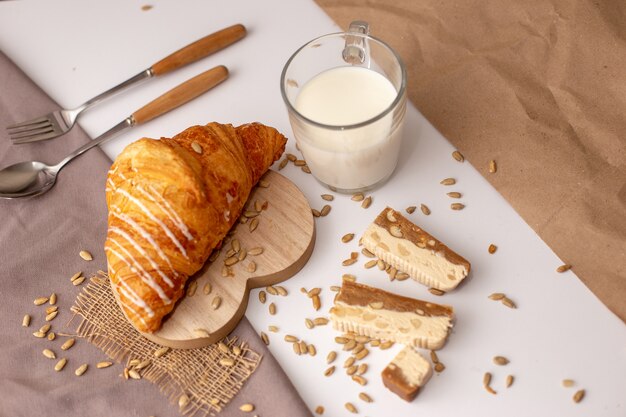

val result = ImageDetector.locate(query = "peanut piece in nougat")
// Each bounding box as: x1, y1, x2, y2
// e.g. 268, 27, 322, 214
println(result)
329, 280, 454, 350
361, 207, 471, 292
382, 346, 433, 402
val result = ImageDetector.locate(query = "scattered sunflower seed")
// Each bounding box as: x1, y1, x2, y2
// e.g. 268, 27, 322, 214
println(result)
278, 158, 288, 170
49, 293, 57, 305
321, 194, 334, 201
493, 356, 510, 365
434, 362, 446, 372
573, 389, 585, 403
406, 206, 416, 214
506, 375, 514, 388
191, 141, 202, 154
54, 358, 67, 372
488, 244, 497, 254
359, 392, 373, 403
22, 314, 31, 327
239, 403, 255, 412
351, 193, 364, 202
451, 203, 465, 210
203, 283, 212, 295
42, 349, 56, 359
557, 264, 572, 273
269, 302, 277, 315
452, 150, 465, 162
483, 372, 497, 394
97, 361, 113, 369
562, 379, 575, 387
249, 247, 264, 256
61, 338, 76, 351
342, 233, 355, 243
260, 332, 269, 345
249, 218, 259, 232
345, 402, 358, 413
34, 297, 49, 306
320, 205, 331, 216
440, 178, 456, 186
154, 347, 170, 358
212, 296, 222, 310
315, 405, 325, 415
361, 196, 372, 209
312, 208, 321, 217
502, 297, 517, 309
79, 250, 93, 261
258, 291, 266, 304
447, 192, 462, 198
420, 204, 431, 215
429, 288, 445, 296
326, 351, 337, 364
75, 364, 88, 376
219, 358, 235, 367
72, 277, 86, 286
489, 159, 497, 173
178, 394, 190, 409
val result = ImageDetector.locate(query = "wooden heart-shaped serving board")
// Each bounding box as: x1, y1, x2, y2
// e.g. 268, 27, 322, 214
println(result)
142, 170, 315, 349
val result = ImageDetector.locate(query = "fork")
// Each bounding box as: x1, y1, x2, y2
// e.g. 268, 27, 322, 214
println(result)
7, 23, 245, 144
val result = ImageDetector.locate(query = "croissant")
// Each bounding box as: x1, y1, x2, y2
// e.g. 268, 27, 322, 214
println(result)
104, 122, 287, 333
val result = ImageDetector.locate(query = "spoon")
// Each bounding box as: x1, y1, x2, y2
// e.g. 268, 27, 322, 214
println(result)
0, 65, 228, 199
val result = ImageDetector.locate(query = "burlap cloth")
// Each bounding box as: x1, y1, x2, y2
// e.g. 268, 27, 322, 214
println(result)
0, 52, 312, 417
316, 0, 626, 322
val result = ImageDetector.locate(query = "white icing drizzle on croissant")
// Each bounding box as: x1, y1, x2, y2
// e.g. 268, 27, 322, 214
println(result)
115, 188, 189, 259
105, 248, 155, 319
141, 184, 193, 241
108, 231, 172, 304
110, 211, 176, 287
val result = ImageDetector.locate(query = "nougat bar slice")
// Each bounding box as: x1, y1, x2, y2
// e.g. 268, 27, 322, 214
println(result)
361, 207, 471, 292
329, 280, 454, 350
382, 346, 433, 402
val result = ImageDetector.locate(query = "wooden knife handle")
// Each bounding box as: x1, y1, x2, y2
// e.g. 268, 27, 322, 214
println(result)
150, 24, 246, 76
132, 65, 228, 125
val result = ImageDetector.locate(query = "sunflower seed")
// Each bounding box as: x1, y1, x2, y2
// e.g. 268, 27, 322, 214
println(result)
22, 314, 31, 327
451, 203, 465, 210
502, 297, 517, 309
54, 358, 67, 371
356, 393, 372, 404
128, 369, 141, 380
420, 204, 431, 215
452, 151, 465, 162
286, 153, 297, 162
299, 341, 307, 354
562, 379, 575, 387
301, 165, 312, 174
293, 341, 302, 355
557, 264, 572, 273
305, 318, 314, 329
178, 394, 190, 409
69, 271, 83, 282
352, 375, 367, 385
258, 179, 270, 188
361, 196, 372, 209
135, 360, 151, 370
278, 158, 289, 170
260, 332, 269, 346
321, 194, 334, 201
249, 218, 259, 232
506, 375, 514, 388
323, 365, 335, 377
276, 286, 288, 296
246, 261, 257, 273
440, 178, 456, 186
312, 295, 321, 311
79, 250, 93, 261
355, 348, 369, 360
320, 205, 331, 216
97, 361, 113, 369
212, 296, 222, 310
194, 328, 210, 338
357, 363, 368, 375
346, 365, 358, 376
447, 192, 462, 198
326, 351, 337, 364
312, 208, 321, 217
269, 302, 277, 315
284, 335, 299, 344
294, 159, 306, 166
75, 364, 88, 376
430, 350, 439, 363
345, 402, 358, 413
493, 356, 509, 365
343, 258, 358, 266
489, 159, 497, 173
61, 338, 75, 351
308, 344, 317, 356
154, 347, 170, 358
249, 247, 264, 256
429, 288, 445, 296
34, 297, 49, 306
405, 206, 416, 214
488, 292, 506, 300
379, 341, 394, 350
268, 325, 279, 333
39, 323, 51, 333
369, 301, 384, 309
364, 259, 377, 269
434, 362, 446, 372
342, 274, 356, 282
396, 272, 410, 281
239, 403, 255, 412
42, 349, 56, 359
45, 311, 58, 322
45, 306, 58, 314
202, 283, 212, 295
573, 389, 585, 403
224, 256, 239, 266
487, 244, 498, 254
351, 193, 364, 202
315, 405, 325, 414
186, 281, 198, 297
483, 372, 497, 394
258, 291, 266, 304
73, 276, 86, 286
49, 293, 57, 305
342, 233, 355, 243
313, 317, 329, 326
191, 141, 203, 154
220, 357, 235, 367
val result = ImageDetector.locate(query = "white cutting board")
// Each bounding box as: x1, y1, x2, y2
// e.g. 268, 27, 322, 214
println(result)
1, 1, 624, 417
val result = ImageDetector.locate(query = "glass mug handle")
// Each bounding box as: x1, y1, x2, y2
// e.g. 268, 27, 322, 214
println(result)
343, 20, 370, 65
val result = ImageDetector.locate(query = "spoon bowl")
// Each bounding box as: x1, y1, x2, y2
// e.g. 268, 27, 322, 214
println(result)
0, 161, 58, 199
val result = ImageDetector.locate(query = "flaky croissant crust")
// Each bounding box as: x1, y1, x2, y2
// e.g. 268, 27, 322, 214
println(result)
105, 122, 286, 332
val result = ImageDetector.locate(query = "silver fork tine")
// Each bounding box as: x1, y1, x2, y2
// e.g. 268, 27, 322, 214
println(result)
9, 125, 55, 140
6, 116, 50, 130
12, 131, 60, 144
7, 120, 52, 135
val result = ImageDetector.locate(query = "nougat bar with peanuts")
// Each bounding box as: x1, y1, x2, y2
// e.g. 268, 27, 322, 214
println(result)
361, 207, 471, 292
382, 346, 433, 402
329, 280, 454, 350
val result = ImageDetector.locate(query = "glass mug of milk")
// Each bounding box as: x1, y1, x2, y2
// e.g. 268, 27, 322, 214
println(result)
281, 21, 407, 193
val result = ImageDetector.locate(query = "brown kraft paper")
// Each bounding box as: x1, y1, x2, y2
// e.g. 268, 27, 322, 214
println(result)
315, 0, 626, 322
